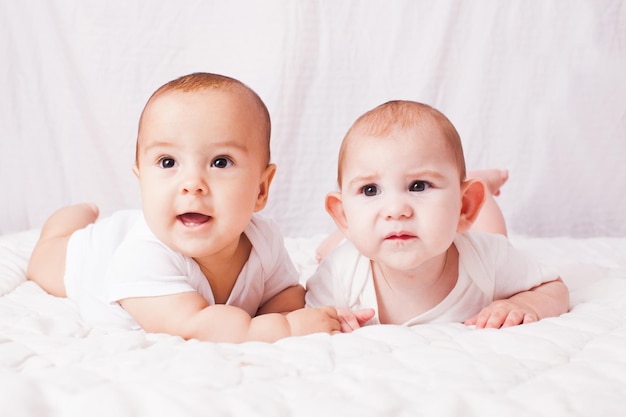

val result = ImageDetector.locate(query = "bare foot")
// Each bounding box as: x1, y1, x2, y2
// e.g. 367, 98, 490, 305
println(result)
467, 169, 508, 196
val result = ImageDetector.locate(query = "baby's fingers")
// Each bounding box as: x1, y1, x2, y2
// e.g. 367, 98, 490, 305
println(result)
522, 312, 538, 325
469, 308, 539, 329
335, 308, 361, 333
464, 315, 478, 326
469, 306, 516, 329
321, 306, 341, 333
354, 308, 375, 325
473, 308, 507, 328
500, 310, 526, 328
334, 308, 375, 333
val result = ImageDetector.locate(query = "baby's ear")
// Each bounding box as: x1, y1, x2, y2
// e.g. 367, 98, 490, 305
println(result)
457, 179, 486, 232
254, 163, 277, 211
325, 192, 349, 234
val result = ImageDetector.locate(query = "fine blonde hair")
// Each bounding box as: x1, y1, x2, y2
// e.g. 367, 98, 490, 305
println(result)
337, 100, 467, 187
136, 72, 272, 166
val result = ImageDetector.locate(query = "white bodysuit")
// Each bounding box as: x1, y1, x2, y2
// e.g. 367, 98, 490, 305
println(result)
64, 210, 299, 329
305, 231, 558, 326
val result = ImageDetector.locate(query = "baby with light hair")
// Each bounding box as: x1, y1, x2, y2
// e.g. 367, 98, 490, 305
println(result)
306, 100, 569, 329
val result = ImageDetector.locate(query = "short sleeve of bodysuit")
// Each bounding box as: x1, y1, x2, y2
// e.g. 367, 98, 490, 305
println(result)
106, 214, 300, 320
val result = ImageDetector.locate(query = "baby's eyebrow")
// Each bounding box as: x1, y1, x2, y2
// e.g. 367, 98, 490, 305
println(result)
406, 169, 446, 180
347, 173, 379, 188
347, 169, 446, 186
141, 139, 250, 155
141, 140, 175, 153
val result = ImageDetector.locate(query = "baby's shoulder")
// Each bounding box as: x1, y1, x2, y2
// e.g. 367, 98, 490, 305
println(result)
455, 231, 511, 258
321, 240, 369, 275
246, 214, 280, 239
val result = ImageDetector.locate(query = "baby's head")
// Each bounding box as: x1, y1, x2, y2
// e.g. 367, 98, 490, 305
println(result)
133, 72, 276, 259
136, 72, 271, 167
337, 100, 467, 189
326, 100, 485, 270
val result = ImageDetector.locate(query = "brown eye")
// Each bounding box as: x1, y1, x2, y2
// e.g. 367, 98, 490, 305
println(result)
361, 184, 379, 196
159, 157, 176, 169
211, 157, 233, 169
409, 181, 430, 192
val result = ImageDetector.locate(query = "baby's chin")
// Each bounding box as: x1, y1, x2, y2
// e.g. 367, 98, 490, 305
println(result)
168, 240, 216, 259
371, 251, 430, 273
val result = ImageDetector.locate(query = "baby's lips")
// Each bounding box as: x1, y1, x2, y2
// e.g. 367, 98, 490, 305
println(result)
177, 213, 211, 226
385, 232, 416, 240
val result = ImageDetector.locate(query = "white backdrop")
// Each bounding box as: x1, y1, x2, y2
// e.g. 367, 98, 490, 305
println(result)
1, 0, 625, 238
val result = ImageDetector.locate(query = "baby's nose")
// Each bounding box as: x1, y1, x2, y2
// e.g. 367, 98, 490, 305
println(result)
180, 171, 208, 195
383, 194, 413, 219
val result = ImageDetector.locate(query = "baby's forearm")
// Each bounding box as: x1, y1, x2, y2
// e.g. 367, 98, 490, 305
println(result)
122, 293, 338, 342
182, 305, 292, 343
256, 285, 305, 315
509, 278, 570, 319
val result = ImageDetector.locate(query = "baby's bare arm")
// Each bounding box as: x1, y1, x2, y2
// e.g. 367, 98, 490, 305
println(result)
256, 285, 305, 315
120, 292, 340, 343
465, 278, 569, 329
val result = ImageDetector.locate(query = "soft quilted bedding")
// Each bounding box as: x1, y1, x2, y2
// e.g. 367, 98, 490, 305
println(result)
1, 230, 625, 416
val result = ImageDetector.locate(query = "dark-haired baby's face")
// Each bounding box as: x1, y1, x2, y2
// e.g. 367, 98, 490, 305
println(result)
133, 89, 271, 260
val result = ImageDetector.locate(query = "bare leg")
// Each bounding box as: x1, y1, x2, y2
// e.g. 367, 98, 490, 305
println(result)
471, 192, 507, 236
27, 203, 99, 297
468, 169, 508, 197
315, 228, 345, 263
467, 169, 508, 236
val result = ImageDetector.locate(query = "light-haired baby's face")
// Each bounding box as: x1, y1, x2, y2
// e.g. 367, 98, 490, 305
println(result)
338, 124, 463, 271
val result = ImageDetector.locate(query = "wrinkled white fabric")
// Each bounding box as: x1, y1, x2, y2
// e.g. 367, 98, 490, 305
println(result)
1, 231, 626, 416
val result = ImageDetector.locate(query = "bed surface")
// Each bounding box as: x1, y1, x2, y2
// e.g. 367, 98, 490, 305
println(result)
2, 230, 626, 416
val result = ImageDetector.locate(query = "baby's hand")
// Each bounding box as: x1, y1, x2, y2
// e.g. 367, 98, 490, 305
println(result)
336, 308, 375, 333
285, 306, 341, 336
464, 299, 539, 329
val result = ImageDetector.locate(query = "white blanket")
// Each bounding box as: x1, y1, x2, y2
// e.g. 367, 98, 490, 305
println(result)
2, 231, 626, 416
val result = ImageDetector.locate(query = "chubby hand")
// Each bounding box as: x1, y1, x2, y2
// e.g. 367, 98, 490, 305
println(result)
464, 299, 539, 329
285, 306, 341, 336
336, 308, 376, 333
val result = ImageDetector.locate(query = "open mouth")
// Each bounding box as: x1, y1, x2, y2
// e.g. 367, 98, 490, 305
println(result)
177, 213, 211, 227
